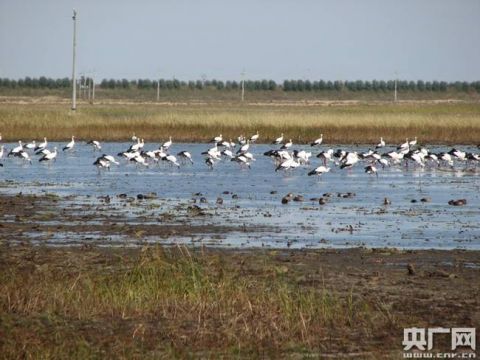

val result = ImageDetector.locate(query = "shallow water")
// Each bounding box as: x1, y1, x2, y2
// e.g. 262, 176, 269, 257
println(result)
1, 142, 479, 249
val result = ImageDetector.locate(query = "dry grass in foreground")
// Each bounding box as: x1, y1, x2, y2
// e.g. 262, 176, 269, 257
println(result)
0, 101, 479, 144
0, 245, 479, 358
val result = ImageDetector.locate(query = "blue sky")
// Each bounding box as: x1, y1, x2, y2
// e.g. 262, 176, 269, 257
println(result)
0, 0, 479, 82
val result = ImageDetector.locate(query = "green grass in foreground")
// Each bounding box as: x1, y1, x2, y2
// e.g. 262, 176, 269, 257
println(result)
0, 246, 396, 358
0, 101, 479, 144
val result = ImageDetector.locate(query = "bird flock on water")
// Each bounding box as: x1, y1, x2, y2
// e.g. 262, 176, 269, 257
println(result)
0, 131, 479, 176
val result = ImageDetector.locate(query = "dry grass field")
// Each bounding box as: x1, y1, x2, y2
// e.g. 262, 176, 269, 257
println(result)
1, 244, 478, 358
0, 98, 479, 145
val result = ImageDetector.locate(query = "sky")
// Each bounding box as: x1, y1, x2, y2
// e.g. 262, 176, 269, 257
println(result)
0, 0, 479, 82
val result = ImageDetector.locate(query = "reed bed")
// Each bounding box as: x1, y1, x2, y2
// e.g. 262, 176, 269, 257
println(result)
0, 245, 395, 358
0, 101, 479, 144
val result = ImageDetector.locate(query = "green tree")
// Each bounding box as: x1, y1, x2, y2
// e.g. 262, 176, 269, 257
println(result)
304, 80, 312, 91
417, 80, 425, 91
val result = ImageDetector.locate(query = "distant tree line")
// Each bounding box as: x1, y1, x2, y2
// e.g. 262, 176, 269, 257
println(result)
1, 76, 480, 93
98, 78, 278, 91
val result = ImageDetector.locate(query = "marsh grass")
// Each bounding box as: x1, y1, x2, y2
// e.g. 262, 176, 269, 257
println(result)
0, 101, 479, 144
0, 245, 395, 357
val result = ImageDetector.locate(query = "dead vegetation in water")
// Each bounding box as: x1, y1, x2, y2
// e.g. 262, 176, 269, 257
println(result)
0, 101, 479, 144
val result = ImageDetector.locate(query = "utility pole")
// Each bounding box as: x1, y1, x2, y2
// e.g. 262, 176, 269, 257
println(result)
87, 76, 91, 102
91, 76, 95, 104
394, 71, 398, 102
241, 70, 245, 102
71, 9, 77, 111
83, 75, 87, 99
157, 78, 160, 102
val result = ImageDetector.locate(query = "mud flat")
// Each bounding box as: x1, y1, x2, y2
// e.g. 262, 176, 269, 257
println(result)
0, 193, 479, 357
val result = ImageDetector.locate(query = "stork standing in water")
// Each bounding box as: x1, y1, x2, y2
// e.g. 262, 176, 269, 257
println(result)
212, 134, 223, 143
163, 154, 180, 167
237, 141, 250, 154
205, 157, 215, 169
231, 154, 251, 168
162, 136, 173, 151
275, 158, 300, 172
8, 141, 23, 157
310, 134, 323, 147
409, 137, 418, 147
237, 135, 246, 145
397, 138, 409, 151
308, 165, 330, 176
35, 137, 48, 152
93, 157, 110, 171
39, 147, 57, 163
0, 145, 4, 159
131, 154, 148, 167
249, 131, 259, 143
177, 151, 193, 164
339, 152, 359, 170
376, 137, 385, 149
272, 133, 284, 145
25, 140, 36, 150
364, 164, 378, 177
87, 140, 102, 151
317, 149, 334, 166
63, 136, 75, 151
281, 139, 293, 150
16, 150, 32, 164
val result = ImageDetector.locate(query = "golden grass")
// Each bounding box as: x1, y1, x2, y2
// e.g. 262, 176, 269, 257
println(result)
0, 100, 479, 144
